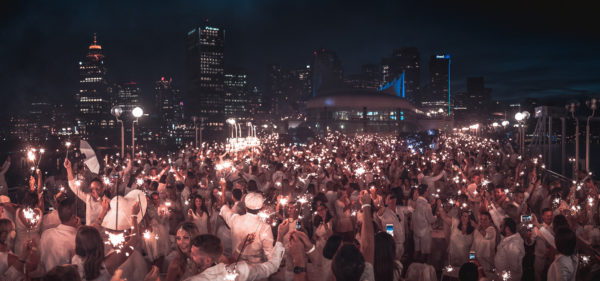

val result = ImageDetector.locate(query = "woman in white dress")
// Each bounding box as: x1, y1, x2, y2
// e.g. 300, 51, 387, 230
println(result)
0, 218, 39, 280
335, 190, 353, 233
313, 203, 333, 251
470, 211, 496, 274
14, 190, 43, 257
166, 222, 199, 281
187, 194, 210, 234
438, 202, 475, 266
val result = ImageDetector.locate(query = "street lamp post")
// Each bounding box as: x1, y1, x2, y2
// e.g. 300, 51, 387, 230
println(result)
111, 106, 125, 157
227, 118, 236, 139
193, 116, 198, 148
515, 111, 530, 155
566, 102, 579, 178
131, 107, 143, 159
585, 98, 597, 172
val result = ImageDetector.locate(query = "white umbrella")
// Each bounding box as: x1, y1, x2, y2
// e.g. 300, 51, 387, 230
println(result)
80, 140, 100, 174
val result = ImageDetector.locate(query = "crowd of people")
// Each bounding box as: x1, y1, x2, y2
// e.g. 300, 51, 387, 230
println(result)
0, 131, 598, 281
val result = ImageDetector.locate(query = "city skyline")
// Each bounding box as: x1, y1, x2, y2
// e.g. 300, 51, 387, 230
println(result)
1, 0, 599, 116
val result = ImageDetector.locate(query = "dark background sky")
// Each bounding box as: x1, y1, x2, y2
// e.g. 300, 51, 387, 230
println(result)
1, 0, 599, 115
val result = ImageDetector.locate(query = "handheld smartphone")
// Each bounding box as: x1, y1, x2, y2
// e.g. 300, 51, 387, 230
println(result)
469, 250, 476, 260
386, 224, 394, 237
521, 214, 532, 223
296, 221, 301, 230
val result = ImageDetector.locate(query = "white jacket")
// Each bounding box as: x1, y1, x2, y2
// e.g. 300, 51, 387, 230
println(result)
547, 254, 578, 281
494, 233, 525, 280
184, 242, 284, 281
412, 197, 435, 237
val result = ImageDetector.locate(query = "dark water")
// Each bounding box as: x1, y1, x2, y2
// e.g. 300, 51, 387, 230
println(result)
534, 143, 600, 178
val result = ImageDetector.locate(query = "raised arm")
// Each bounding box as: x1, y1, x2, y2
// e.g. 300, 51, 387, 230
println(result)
359, 190, 374, 265
64, 159, 86, 201
0, 156, 10, 175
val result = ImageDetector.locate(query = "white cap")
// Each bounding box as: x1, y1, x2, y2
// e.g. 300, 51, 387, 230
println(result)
244, 192, 264, 210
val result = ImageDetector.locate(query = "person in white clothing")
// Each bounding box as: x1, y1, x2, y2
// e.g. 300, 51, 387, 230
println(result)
494, 218, 525, 281
412, 184, 436, 262
39, 195, 79, 274
547, 227, 578, 281
376, 194, 405, 259
0, 218, 40, 279
183, 221, 288, 281
470, 211, 496, 275
65, 159, 108, 226
220, 192, 274, 264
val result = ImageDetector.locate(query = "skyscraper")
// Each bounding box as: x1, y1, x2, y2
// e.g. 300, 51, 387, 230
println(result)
224, 69, 250, 121
465, 77, 492, 114
154, 77, 184, 143
312, 48, 343, 97
346, 64, 380, 90
114, 81, 142, 116
186, 23, 225, 139
75, 33, 112, 134
381, 48, 420, 104
424, 54, 451, 115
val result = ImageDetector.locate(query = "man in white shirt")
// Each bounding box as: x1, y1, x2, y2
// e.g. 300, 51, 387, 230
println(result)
534, 208, 554, 281
39, 196, 79, 274
184, 222, 287, 281
376, 194, 404, 259
220, 192, 274, 264
494, 218, 525, 280
64, 158, 107, 225
412, 184, 436, 262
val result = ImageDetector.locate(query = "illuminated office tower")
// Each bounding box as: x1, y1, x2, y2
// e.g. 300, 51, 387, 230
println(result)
185, 23, 225, 139
381, 47, 420, 104
114, 81, 142, 116
224, 69, 250, 121
424, 54, 451, 115
75, 33, 112, 134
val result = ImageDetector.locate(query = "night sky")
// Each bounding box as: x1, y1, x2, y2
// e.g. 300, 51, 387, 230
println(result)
1, 0, 599, 115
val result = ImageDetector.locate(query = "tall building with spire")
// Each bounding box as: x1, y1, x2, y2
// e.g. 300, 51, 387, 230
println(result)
75, 33, 112, 135
185, 23, 225, 140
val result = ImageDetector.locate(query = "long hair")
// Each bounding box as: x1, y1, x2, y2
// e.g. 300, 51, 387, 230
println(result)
0, 219, 13, 245
374, 232, 400, 281
457, 210, 475, 235
313, 205, 333, 227
75, 226, 104, 280
176, 222, 200, 274
191, 194, 208, 215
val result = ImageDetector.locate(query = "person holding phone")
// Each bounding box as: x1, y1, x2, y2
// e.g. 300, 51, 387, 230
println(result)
376, 194, 405, 260
437, 201, 474, 266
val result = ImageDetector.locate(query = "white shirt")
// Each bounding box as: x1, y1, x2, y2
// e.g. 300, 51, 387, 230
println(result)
71, 255, 111, 281
377, 207, 404, 243
547, 254, 578, 281
220, 205, 274, 264
412, 197, 435, 237
40, 224, 77, 273
184, 242, 284, 281
68, 179, 104, 225
494, 233, 525, 281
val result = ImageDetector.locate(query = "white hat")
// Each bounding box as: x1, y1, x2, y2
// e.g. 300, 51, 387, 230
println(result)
244, 192, 264, 210
102, 190, 147, 231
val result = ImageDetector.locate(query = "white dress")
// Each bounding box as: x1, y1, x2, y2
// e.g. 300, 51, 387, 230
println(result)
71, 255, 111, 281
448, 218, 473, 266
14, 208, 41, 257
191, 211, 209, 234
0, 251, 23, 280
